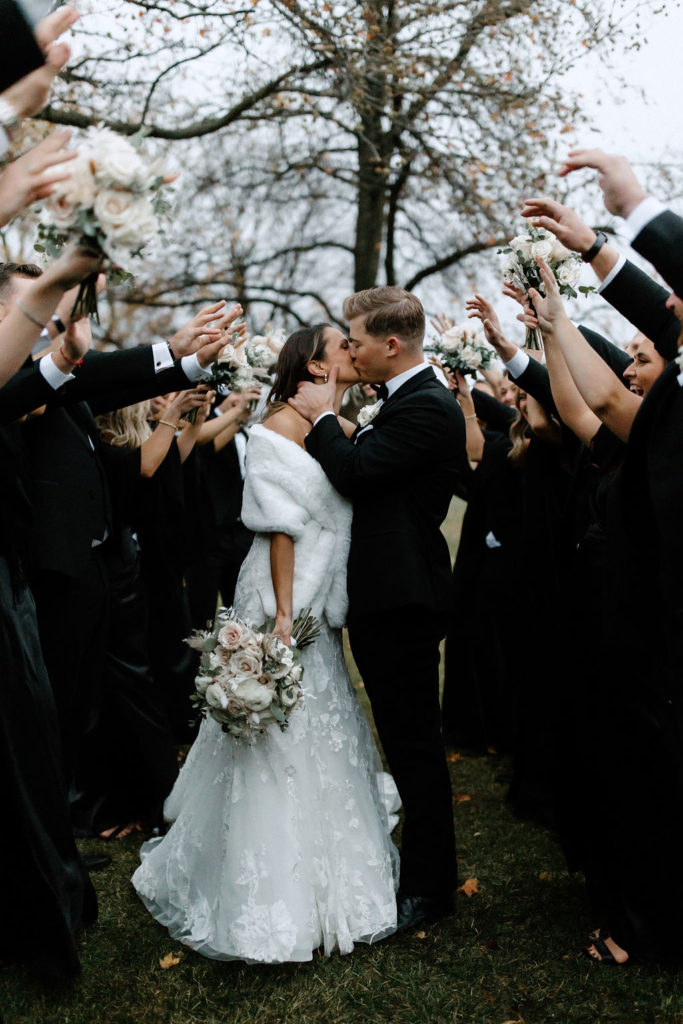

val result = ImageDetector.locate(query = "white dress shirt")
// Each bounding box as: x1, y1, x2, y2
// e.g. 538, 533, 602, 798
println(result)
313, 360, 436, 428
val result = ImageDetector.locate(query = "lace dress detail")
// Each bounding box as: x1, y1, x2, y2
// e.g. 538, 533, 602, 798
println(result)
132, 429, 399, 963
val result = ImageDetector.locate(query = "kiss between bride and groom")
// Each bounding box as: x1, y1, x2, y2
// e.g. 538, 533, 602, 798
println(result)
132, 286, 468, 963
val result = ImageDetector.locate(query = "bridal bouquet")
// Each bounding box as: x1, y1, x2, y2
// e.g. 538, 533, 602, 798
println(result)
186, 607, 320, 742
36, 126, 170, 321
498, 225, 589, 350
432, 321, 495, 376
245, 325, 287, 377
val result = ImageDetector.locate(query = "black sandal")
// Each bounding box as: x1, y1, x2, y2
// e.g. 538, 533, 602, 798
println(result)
584, 937, 629, 965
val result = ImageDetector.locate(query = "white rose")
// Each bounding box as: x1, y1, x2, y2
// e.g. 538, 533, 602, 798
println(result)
205, 681, 229, 710
94, 191, 157, 250
195, 674, 213, 697
89, 129, 146, 189
231, 650, 262, 677
550, 237, 572, 262
231, 675, 273, 711
530, 239, 553, 263
509, 234, 533, 258
45, 154, 97, 228
556, 260, 581, 287
279, 685, 300, 708
288, 664, 303, 685
218, 620, 249, 650
439, 325, 465, 354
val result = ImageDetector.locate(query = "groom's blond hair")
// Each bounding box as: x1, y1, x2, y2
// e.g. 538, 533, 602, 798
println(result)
343, 286, 424, 350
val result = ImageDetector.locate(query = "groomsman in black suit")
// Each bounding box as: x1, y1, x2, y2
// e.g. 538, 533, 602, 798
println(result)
290, 286, 468, 930
0, 264, 232, 824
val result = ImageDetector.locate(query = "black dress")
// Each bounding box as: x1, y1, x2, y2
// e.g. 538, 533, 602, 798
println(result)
72, 444, 177, 834
0, 427, 96, 977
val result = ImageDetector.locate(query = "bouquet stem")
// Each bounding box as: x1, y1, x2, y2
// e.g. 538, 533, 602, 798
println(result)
525, 326, 544, 351
70, 271, 101, 324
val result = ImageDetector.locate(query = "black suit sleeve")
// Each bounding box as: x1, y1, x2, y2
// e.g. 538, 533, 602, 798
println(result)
0, 347, 195, 425
471, 389, 515, 432
631, 209, 683, 300
509, 358, 556, 417
600, 258, 678, 361
305, 393, 461, 500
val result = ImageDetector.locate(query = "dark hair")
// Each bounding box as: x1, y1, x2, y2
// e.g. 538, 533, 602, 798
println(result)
0, 262, 42, 302
342, 286, 424, 349
263, 323, 330, 419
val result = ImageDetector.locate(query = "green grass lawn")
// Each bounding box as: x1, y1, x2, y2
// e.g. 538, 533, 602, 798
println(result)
2, 500, 683, 1023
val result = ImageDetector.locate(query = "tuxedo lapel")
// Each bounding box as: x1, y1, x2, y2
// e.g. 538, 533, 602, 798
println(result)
372, 367, 437, 424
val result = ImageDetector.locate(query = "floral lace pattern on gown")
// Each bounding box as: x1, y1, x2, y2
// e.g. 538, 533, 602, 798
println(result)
132, 624, 400, 963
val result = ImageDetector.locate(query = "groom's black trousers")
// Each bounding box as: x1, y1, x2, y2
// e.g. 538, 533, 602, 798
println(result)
348, 606, 457, 902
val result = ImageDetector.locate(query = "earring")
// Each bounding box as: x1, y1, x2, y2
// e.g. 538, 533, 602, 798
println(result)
323, 372, 328, 383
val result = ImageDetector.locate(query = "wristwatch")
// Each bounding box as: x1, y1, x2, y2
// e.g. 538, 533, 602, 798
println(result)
0, 97, 21, 145
581, 230, 609, 263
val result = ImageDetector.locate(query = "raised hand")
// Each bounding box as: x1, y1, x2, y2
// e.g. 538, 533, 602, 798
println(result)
42, 242, 104, 290
429, 312, 456, 336
34, 6, 80, 50
170, 387, 215, 420
557, 149, 648, 219
519, 196, 597, 254
528, 258, 566, 334
0, 130, 77, 227
466, 293, 502, 335
168, 301, 233, 358
466, 293, 518, 361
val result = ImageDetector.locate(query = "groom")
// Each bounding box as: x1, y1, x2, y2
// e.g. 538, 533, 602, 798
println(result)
289, 286, 467, 930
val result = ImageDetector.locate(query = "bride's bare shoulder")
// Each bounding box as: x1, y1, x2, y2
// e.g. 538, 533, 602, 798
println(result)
261, 406, 309, 448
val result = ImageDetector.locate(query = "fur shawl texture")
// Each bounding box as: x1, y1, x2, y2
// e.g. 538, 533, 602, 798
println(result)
233, 424, 352, 628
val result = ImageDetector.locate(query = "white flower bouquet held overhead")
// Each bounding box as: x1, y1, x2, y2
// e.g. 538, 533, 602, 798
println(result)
498, 224, 592, 350
186, 606, 321, 743
35, 126, 172, 321
245, 324, 287, 375
430, 320, 495, 376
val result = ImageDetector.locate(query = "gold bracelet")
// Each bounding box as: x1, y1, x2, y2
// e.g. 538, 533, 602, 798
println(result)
157, 419, 179, 430
16, 299, 46, 329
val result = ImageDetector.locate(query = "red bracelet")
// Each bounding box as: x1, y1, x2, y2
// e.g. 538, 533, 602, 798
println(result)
59, 345, 84, 368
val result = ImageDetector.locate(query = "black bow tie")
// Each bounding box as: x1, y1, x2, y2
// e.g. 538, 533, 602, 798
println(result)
372, 383, 389, 402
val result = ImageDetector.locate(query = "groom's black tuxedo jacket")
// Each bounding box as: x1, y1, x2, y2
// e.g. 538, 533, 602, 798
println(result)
600, 257, 679, 362
305, 368, 467, 618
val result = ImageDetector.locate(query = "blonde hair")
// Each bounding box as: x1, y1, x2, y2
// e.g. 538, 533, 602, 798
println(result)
96, 401, 153, 449
342, 286, 424, 349
507, 391, 529, 467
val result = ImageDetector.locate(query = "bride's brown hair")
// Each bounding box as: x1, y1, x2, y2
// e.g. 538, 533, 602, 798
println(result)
263, 323, 330, 420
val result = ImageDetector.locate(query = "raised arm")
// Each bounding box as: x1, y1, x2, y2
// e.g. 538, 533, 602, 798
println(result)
530, 259, 640, 443
453, 372, 485, 463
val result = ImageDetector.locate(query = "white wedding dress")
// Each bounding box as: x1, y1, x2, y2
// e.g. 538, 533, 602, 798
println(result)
132, 424, 400, 963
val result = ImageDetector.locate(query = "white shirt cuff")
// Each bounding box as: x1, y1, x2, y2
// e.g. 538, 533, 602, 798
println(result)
313, 410, 336, 427
624, 197, 666, 242
596, 254, 626, 293
181, 353, 211, 382
39, 352, 75, 389
0, 129, 9, 159
151, 341, 174, 372
504, 348, 530, 379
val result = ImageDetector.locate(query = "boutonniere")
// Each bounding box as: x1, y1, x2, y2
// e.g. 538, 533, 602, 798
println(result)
357, 402, 382, 429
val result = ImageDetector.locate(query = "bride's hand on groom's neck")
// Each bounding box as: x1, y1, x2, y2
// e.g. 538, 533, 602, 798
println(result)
289, 365, 340, 423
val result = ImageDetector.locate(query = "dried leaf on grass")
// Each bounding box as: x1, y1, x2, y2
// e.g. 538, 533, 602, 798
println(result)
538, 871, 552, 881
458, 877, 479, 897
453, 793, 471, 804
159, 951, 183, 969
446, 751, 461, 763
415, 930, 427, 940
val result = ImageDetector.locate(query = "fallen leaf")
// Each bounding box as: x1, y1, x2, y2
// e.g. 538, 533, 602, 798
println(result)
453, 793, 471, 804
159, 951, 183, 969
446, 751, 461, 763
415, 930, 426, 940
501, 1020, 522, 1024
458, 877, 479, 897
539, 871, 552, 881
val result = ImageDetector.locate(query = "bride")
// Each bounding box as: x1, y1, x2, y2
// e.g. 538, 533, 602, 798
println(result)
132, 324, 400, 963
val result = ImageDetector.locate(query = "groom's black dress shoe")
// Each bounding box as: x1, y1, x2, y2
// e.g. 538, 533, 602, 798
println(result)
396, 896, 453, 932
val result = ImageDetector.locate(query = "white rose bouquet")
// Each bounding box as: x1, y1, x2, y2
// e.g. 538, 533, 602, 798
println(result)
245, 325, 287, 376
498, 225, 590, 350
35, 126, 171, 321
431, 321, 495, 376
186, 606, 321, 743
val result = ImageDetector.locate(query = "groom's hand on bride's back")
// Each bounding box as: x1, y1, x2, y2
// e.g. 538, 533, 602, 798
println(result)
288, 364, 339, 423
